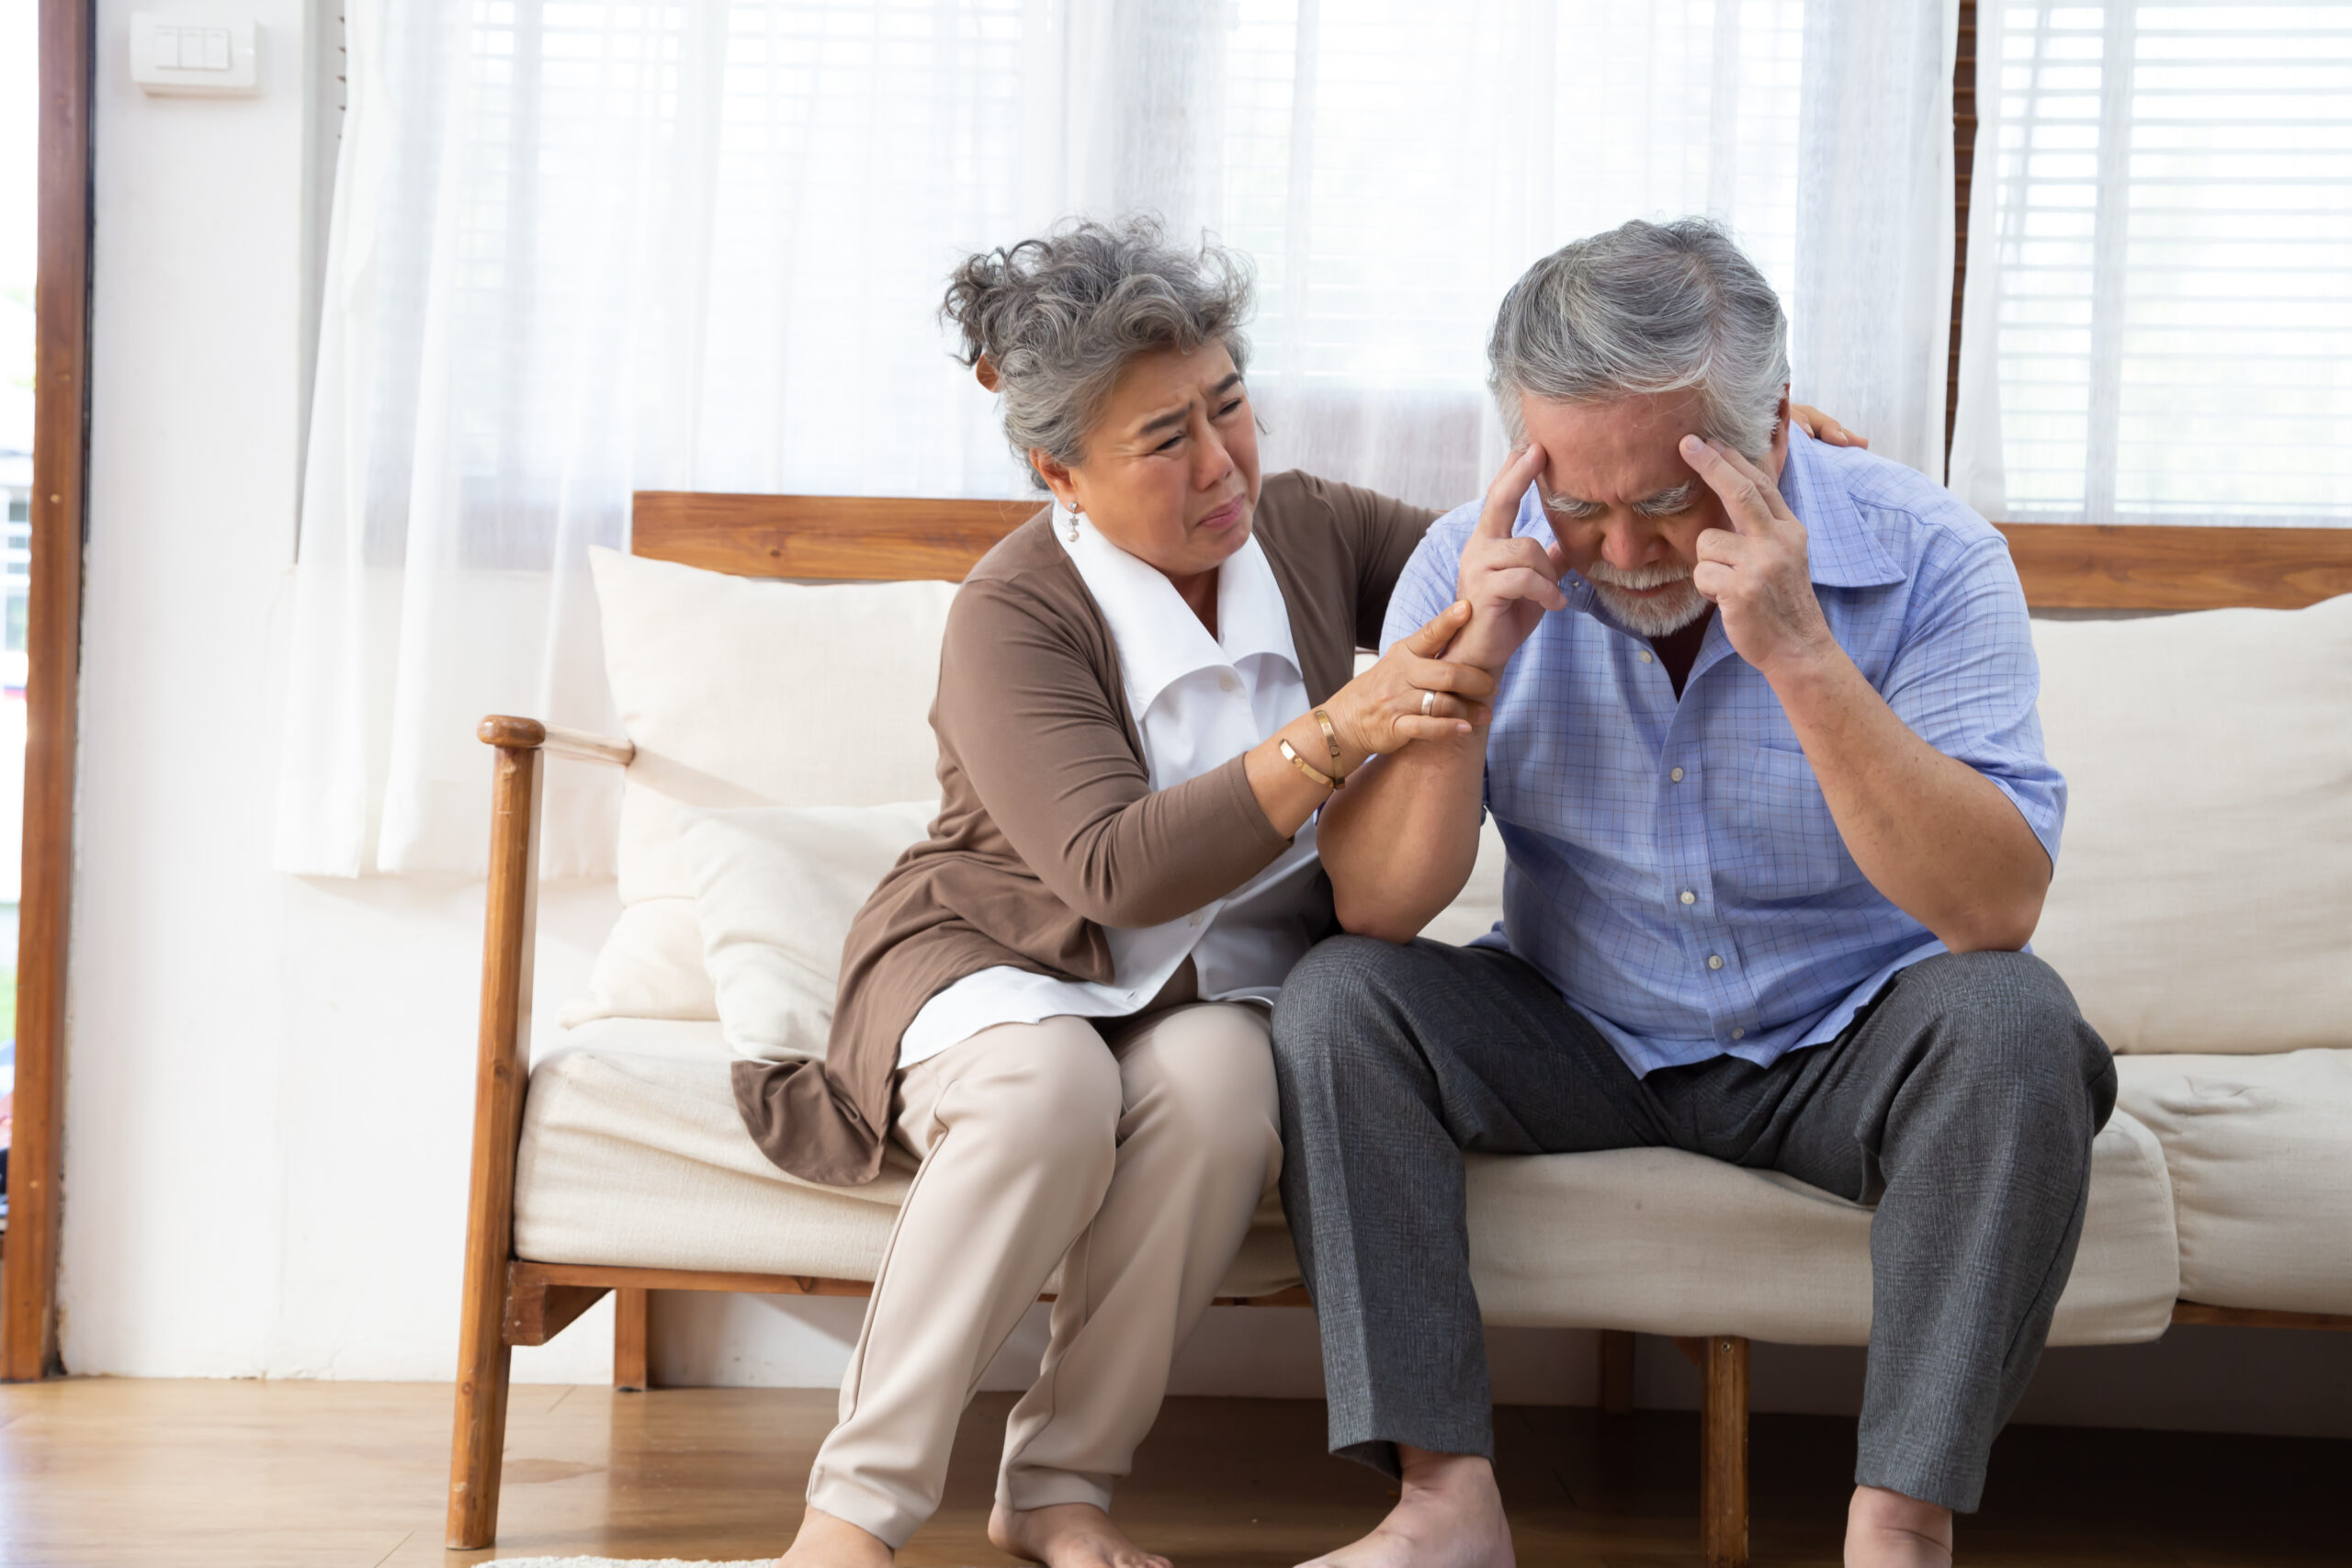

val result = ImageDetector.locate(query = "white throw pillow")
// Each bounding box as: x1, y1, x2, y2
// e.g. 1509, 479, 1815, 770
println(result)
679, 801, 940, 1062
562, 547, 957, 1026
2030, 592, 2352, 1055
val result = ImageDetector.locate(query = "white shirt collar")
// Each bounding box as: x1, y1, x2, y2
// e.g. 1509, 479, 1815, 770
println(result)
1053, 505, 1301, 719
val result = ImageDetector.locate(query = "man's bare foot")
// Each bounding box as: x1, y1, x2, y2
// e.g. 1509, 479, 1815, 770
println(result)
777, 1504, 894, 1568
1295, 1446, 1513, 1568
989, 1500, 1172, 1568
1845, 1484, 1954, 1568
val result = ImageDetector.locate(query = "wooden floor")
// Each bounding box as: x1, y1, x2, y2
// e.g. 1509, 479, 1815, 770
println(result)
0, 1379, 2342, 1566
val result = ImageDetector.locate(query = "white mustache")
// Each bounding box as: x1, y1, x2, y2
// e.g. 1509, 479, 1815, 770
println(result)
1581, 561, 1694, 591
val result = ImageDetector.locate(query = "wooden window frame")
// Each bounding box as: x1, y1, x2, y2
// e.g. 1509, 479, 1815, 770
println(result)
2, 0, 92, 1382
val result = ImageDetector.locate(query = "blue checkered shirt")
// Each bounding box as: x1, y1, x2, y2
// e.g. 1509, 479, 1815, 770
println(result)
1381, 427, 2066, 1077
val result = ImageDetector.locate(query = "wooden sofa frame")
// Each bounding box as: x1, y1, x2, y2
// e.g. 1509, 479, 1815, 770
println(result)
447, 491, 2352, 1561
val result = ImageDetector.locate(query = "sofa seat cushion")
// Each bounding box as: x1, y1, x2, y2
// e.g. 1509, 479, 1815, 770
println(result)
513, 1019, 1306, 1297
1465, 1111, 2177, 1345
517, 1018, 2179, 1344
2116, 1048, 2352, 1315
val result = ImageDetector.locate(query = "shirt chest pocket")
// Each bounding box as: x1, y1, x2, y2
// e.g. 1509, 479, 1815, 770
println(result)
1713, 742, 1859, 903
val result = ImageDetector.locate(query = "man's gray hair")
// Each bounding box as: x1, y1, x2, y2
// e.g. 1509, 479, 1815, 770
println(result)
1487, 217, 1790, 460
944, 216, 1253, 488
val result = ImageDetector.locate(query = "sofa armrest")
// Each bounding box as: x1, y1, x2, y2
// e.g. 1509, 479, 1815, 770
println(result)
478, 714, 637, 768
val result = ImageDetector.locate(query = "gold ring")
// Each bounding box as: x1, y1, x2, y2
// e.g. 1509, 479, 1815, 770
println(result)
1420, 689, 1437, 716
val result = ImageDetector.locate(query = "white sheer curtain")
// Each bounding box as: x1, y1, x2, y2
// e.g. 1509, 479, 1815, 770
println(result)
277, 0, 1960, 879
1949, 2, 2352, 526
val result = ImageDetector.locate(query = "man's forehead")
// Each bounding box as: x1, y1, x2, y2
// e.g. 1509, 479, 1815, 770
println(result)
1522, 391, 1702, 502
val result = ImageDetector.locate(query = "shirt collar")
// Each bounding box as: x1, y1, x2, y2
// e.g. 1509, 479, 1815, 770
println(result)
1778, 425, 1907, 590
1055, 505, 1302, 717
1515, 423, 1906, 615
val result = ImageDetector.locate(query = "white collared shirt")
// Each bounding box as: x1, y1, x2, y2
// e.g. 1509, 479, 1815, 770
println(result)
897, 506, 1326, 1066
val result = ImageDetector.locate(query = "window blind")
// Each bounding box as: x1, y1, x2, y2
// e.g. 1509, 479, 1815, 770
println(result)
1956, 2, 2352, 525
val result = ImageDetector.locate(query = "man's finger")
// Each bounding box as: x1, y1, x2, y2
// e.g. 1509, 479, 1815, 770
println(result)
1707, 438, 1793, 519
1481, 566, 1570, 613
1470, 535, 1563, 581
1679, 434, 1779, 536
1691, 559, 1736, 603
1694, 525, 1757, 567
1474, 443, 1548, 541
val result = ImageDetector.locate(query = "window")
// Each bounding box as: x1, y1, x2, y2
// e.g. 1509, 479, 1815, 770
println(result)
1956, 2, 2352, 525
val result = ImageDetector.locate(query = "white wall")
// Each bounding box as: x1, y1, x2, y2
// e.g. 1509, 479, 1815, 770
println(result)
55, 0, 2352, 1446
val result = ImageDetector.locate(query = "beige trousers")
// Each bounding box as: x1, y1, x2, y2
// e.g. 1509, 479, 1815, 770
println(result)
803, 1002, 1283, 1547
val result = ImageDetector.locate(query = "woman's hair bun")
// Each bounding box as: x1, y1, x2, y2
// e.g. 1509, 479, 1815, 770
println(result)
938, 216, 1254, 486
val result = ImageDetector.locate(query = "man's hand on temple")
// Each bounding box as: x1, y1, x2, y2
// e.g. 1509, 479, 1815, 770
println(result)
1446, 443, 1565, 673
1675, 432, 2049, 954
1680, 434, 1839, 682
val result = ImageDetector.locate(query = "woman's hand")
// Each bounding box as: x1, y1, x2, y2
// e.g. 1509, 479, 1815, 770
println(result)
1244, 603, 1493, 838
1790, 403, 1867, 448
1323, 602, 1497, 758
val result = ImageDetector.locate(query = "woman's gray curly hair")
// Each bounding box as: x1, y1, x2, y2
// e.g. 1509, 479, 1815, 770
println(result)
943, 216, 1254, 489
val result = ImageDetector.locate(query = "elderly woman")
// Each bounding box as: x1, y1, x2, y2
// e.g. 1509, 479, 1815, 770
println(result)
750, 217, 1485, 1568
756, 218, 1859, 1568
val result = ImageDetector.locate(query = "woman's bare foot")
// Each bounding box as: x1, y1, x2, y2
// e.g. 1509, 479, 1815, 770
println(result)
777, 1504, 895, 1568
989, 1500, 1173, 1568
1845, 1484, 1954, 1568
1295, 1447, 1513, 1568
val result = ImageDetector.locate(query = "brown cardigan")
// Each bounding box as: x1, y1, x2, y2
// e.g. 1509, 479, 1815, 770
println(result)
732, 470, 1442, 1185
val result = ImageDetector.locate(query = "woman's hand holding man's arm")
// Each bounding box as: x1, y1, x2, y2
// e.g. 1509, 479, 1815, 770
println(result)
1240, 602, 1495, 840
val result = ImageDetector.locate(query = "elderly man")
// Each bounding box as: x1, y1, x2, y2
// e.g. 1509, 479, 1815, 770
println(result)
1275, 218, 2115, 1568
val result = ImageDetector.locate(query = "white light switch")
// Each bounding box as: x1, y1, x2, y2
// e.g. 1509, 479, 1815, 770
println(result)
130, 13, 261, 96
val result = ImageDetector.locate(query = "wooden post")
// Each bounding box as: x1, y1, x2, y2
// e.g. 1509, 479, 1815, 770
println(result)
1598, 1329, 1635, 1416
3, 0, 96, 1388
615, 1287, 650, 1393
445, 730, 545, 1550
1701, 1335, 1750, 1568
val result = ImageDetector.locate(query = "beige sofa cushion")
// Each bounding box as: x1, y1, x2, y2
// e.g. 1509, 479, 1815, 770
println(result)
2116, 1048, 2352, 1315
512, 1019, 1302, 1298
514, 1018, 2179, 1346
563, 549, 956, 1024
2030, 593, 2352, 1054
678, 801, 939, 1062
1464, 1116, 2177, 1346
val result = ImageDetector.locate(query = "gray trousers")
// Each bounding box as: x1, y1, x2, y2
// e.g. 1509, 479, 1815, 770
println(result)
1270, 938, 2116, 1514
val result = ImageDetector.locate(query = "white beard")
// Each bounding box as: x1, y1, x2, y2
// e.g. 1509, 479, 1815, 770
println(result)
1581, 562, 1712, 637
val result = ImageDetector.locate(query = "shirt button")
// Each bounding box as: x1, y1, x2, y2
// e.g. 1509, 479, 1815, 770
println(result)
1679, 891, 1696, 906
1731, 1027, 1746, 1040
1188, 910, 1204, 927
1218, 673, 1239, 693
1669, 767, 1686, 783
1638, 649, 1655, 664
1707, 954, 1724, 970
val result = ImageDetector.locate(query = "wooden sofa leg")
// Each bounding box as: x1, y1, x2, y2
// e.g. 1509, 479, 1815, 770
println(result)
616, 1288, 650, 1393
449, 1309, 516, 1551
1700, 1335, 1750, 1568
447, 733, 546, 1551
1598, 1329, 1636, 1416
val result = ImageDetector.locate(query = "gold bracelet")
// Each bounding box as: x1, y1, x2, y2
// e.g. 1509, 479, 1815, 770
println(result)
1279, 738, 1342, 791
1312, 706, 1343, 765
